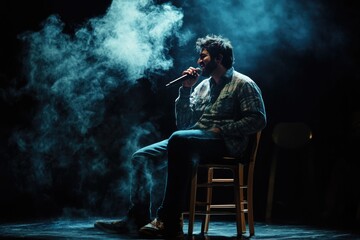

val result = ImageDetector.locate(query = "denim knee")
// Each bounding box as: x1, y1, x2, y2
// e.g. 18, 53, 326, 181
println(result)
168, 131, 188, 149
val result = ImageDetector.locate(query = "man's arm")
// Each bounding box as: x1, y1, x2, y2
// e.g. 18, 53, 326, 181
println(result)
175, 86, 193, 130
220, 81, 267, 136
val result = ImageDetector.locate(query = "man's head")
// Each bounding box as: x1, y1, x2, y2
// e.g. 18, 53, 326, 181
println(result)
196, 34, 234, 74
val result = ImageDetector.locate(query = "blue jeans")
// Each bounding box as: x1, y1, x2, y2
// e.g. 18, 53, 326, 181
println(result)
129, 129, 227, 227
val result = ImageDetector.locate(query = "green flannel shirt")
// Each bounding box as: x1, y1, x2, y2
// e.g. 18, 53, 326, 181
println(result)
175, 67, 266, 156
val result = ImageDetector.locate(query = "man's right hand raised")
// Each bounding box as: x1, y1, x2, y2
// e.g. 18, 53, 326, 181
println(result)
182, 67, 200, 88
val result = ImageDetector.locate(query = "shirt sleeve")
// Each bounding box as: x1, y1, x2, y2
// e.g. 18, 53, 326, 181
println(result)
175, 86, 193, 130
220, 81, 267, 136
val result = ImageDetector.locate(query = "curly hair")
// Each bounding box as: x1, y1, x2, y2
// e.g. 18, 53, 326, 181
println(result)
195, 34, 234, 69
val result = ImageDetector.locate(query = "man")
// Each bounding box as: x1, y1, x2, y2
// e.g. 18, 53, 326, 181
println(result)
95, 34, 266, 238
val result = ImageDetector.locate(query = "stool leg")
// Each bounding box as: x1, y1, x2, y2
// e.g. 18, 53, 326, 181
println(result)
234, 165, 244, 236
202, 167, 214, 234
188, 166, 198, 236
239, 165, 246, 234
248, 163, 255, 236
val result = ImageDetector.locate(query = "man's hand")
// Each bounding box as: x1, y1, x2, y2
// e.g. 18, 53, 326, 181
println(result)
209, 127, 222, 134
182, 67, 200, 88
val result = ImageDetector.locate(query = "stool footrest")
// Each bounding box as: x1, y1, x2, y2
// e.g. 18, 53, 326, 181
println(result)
194, 210, 237, 215
197, 183, 236, 187
210, 204, 236, 208
212, 179, 234, 182
193, 209, 249, 215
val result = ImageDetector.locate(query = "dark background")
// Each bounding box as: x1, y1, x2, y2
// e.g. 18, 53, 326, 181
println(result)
0, 0, 359, 233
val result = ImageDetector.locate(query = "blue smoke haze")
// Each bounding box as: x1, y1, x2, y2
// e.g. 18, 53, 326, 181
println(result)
184, 0, 345, 70
5, 0, 348, 217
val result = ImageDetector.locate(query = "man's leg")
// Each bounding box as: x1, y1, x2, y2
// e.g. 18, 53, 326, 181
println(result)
128, 139, 169, 228
95, 139, 168, 234
140, 129, 227, 237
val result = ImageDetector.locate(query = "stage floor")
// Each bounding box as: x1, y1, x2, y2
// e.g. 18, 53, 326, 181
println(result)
0, 218, 359, 239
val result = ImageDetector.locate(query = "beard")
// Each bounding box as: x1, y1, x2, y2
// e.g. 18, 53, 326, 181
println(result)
201, 59, 217, 77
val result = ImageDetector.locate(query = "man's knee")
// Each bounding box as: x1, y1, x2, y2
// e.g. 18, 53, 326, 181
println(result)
168, 130, 189, 148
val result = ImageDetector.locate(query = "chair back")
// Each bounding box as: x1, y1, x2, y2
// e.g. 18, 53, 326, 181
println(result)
266, 122, 313, 221
249, 131, 262, 163
238, 131, 262, 164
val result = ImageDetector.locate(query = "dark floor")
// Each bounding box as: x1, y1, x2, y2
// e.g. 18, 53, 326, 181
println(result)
0, 218, 359, 240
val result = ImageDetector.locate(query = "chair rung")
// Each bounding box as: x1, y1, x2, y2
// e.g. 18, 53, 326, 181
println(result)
210, 204, 235, 209
191, 209, 249, 215
197, 183, 248, 188
194, 210, 237, 215
199, 164, 237, 169
195, 201, 248, 206
197, 183, 234, 187
212, 178, 234, 182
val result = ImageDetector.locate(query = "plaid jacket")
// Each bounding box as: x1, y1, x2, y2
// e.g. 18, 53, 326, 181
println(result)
175, 67, 266, 156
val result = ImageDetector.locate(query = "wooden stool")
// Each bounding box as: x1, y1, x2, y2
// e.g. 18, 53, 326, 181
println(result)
185, 132, 261, 236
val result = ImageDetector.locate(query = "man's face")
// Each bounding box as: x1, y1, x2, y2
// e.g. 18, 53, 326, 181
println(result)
197, 49, 217, 77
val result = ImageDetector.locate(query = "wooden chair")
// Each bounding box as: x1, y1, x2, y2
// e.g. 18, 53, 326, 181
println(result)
265, 122, 313, 221
185, 132, 262, 236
